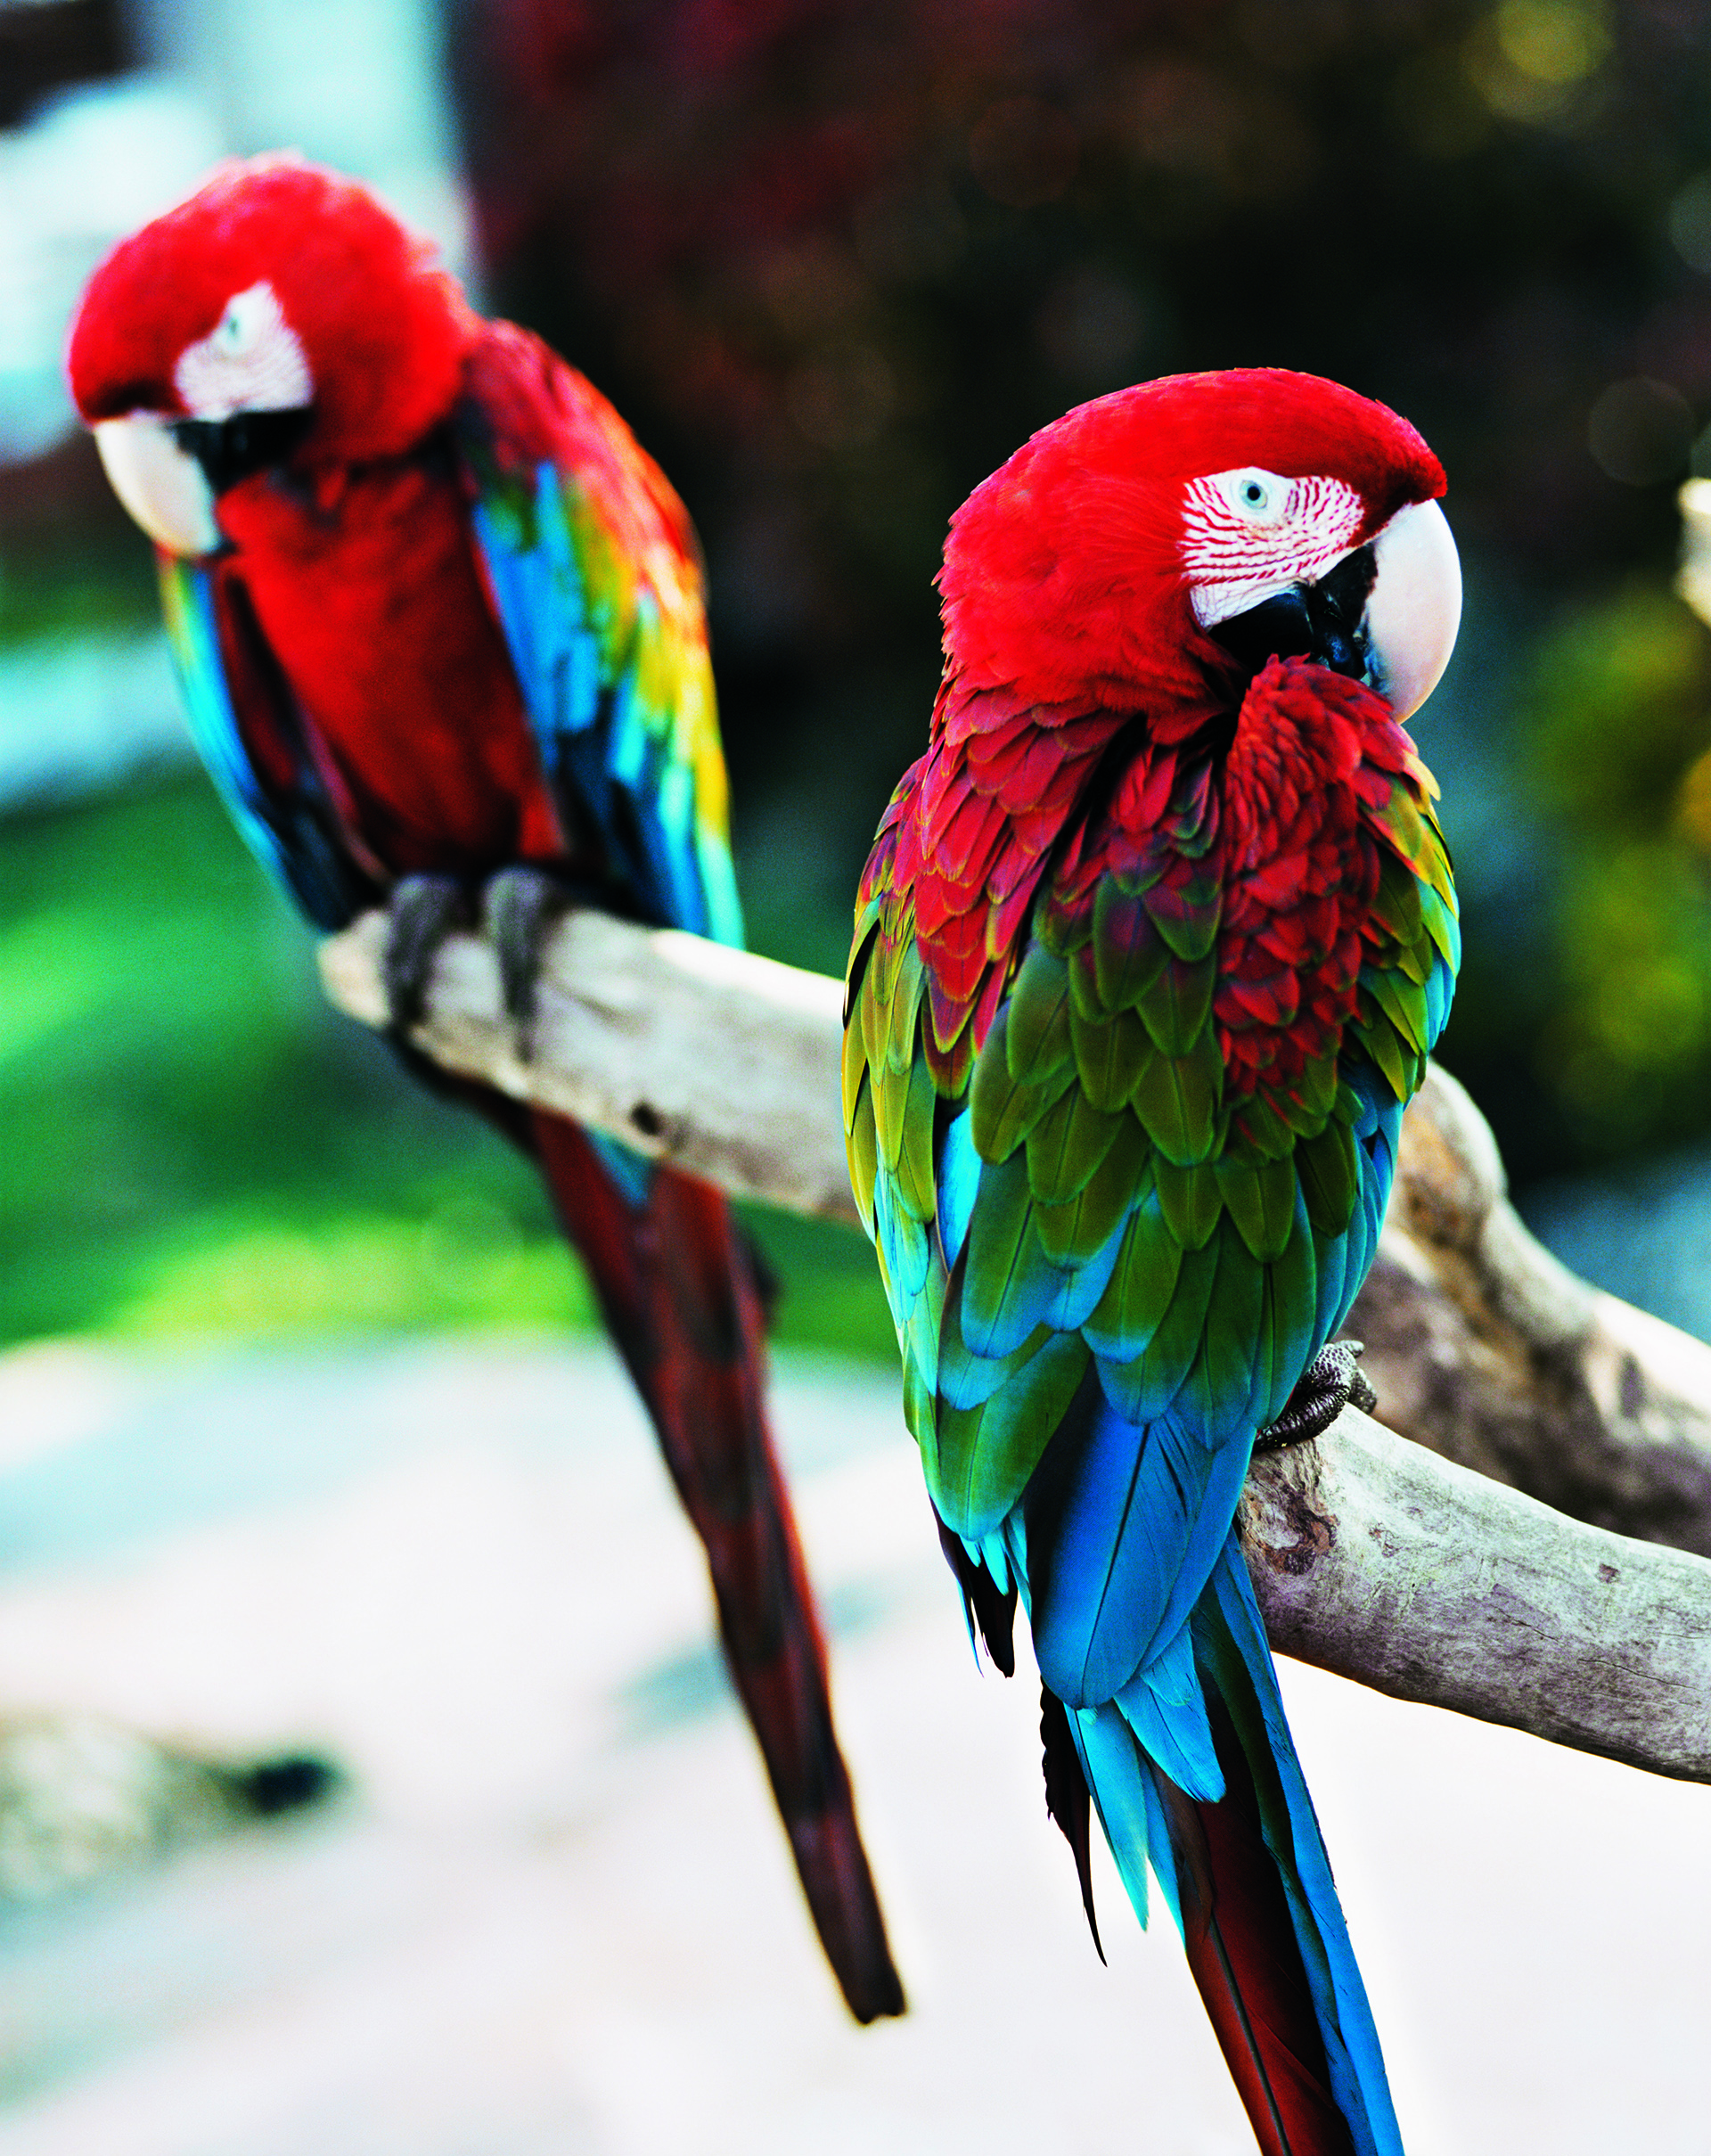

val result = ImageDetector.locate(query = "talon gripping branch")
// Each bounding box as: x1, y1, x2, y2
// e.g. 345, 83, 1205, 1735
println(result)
67, 155, 904, 2025
844, 371, 1461, 2149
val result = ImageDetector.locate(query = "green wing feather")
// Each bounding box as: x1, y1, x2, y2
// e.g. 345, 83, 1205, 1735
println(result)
845, 695, 1459, 1550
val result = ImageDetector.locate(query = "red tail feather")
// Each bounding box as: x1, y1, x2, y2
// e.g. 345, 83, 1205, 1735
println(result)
532, 1111, 906, 2022
1158, 1767, 1354, 2156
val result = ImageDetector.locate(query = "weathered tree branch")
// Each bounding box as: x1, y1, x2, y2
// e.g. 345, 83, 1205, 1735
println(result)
321, 907, 861, 1228
1242, 1408, 1711, 1781
1354, 1063, 1711, 1557
319, 907, 1711, 1783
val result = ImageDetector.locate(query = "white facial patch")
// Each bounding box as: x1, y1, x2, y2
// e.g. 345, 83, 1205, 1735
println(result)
1181, 467, 1365, 628
173, 281, 312, 422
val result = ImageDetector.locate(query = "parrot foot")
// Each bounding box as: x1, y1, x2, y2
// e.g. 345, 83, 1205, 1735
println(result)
1253, 1340, 1376, 1453
484, 865, 570, 1045
382, 873, 473, 1031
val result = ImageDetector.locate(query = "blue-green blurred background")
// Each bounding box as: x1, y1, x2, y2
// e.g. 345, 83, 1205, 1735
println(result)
4, 0, 1711, 1354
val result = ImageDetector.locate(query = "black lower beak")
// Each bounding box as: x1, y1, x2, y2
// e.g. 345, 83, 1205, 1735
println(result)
1211, 542, 1378, 684
171, 407, 313, 496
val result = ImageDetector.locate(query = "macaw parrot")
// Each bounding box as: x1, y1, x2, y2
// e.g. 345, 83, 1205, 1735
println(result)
844, 369, 1461, 2149
66, 154, 904, 2023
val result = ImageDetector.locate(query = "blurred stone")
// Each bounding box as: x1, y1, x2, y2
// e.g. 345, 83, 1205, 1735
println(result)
0, 1711, 335, 1901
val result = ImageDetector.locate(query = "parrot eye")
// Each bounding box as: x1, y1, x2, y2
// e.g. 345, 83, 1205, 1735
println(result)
214, 284, 276, 352
1219, 468, 1292, 525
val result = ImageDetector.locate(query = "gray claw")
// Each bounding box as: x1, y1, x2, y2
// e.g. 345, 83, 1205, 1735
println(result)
1254, 1339, 1373, 1454
382, 873, 471, 1031
485, 865, 569, 1038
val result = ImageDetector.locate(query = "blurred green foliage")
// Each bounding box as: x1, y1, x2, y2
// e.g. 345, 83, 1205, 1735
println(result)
1514, 584, 1711, 1153
0, 535, 155, 649
0, 773, 896, 1357
1525, 589, 1711, 832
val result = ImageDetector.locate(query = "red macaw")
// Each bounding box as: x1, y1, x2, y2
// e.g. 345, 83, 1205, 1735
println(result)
66, 154, 903, 2023
844, 371, 1461, 2147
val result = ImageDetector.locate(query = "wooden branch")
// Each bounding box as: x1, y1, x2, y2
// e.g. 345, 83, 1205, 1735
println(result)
1243, 1407, 1711, 1782
319, 906, 1711, 1784
1352, 1062, 1711, 1559
320, 907, 861, 1228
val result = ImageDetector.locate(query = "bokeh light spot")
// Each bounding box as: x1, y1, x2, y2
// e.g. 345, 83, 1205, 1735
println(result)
1464, 0, 1609, 121
1674, 745, 1711, 851
1595, 959, 1703, 1066
1668, 172, 1711, 276
1494, 0, 1611, 84
786, 343, 896, 451
1587, 378, 1693, 485
969, 98, 1078, 209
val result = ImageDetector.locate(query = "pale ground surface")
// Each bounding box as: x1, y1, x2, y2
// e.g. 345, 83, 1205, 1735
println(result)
0, 1335, 1706, 2154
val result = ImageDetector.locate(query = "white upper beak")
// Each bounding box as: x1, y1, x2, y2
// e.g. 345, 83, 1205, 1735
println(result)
1363, 496, 1461, 723
94, 416, 221, 559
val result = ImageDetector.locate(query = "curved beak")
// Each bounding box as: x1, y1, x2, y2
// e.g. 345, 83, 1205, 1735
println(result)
94, 416, 221, 559
1364, 497, 1461, 722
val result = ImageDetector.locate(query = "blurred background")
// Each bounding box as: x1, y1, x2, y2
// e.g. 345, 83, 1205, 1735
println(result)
4, 2, 1711, 2151
5, 0, 1711, 1347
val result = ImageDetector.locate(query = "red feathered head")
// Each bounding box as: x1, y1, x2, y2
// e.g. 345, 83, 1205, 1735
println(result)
938, 369, 1457, 729
65, 155, 479, 552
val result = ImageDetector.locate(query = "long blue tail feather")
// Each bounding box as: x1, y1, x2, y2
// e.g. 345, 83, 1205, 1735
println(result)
1047, 1527, 1403, 2155
1194, 1537, 1404, 2155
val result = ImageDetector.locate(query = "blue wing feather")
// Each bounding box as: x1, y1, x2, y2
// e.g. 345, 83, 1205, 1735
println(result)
158, 554, 370, 932
463, 454, 745, 951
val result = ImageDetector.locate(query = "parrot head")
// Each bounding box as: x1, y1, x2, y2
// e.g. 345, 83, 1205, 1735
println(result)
938, 367, 1461, 729
65, 153, 479, 558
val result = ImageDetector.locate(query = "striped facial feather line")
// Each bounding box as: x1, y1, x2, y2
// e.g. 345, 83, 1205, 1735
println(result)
174, 282, 313, 422
1181, 470, 1364, 628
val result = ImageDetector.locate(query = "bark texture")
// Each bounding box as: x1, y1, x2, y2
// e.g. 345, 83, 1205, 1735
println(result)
1244, 1406, 1711, 1781
1353, 1061, 1711, 1556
